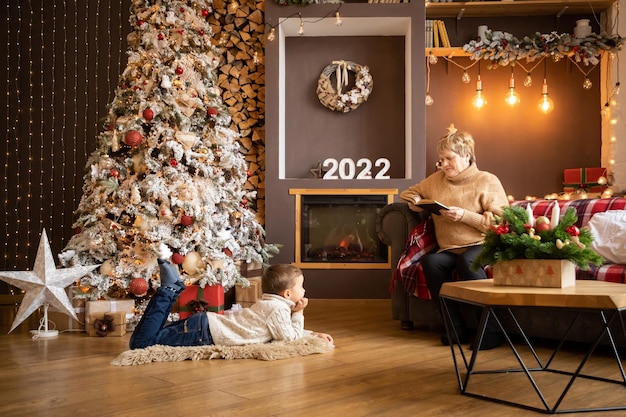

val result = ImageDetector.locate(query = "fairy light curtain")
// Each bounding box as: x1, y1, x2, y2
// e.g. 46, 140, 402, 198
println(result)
0, 0, 130, 271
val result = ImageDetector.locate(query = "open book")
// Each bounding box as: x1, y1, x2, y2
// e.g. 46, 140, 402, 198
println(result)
415, 199, 449, 215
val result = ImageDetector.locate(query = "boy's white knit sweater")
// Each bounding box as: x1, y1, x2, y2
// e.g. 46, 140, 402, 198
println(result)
206, 293, 309, 346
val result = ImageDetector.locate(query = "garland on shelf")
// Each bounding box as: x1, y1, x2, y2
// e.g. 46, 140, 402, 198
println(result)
463, 30, 624, 68
316, 60, 373, 113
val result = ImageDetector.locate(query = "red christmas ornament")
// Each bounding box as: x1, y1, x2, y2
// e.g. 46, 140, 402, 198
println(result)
129, 278, 149, 297
175, 66, 184, 75
180, 215, 194, 226
201, 9, 209, 17
170, 158, 178, 167
137, 19, 144, 27
180, 7, 185, 12
566, 225, 581, 236
74, 227, 82, 234
223, 248, 233, 257
158, 33, 164, 40
142, 107, 154, 121
107, 124, 114, 131
207, 107, 218, 117
199, 29, 205, 36
124, 130, 143, 147
109, 168, 120, 178
241, 197, 248, 207
172, 253, 185, 264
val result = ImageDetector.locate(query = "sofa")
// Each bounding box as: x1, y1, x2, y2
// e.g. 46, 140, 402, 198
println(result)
376, 197, 626, 344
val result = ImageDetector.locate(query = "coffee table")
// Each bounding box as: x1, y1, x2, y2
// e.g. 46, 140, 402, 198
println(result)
440, 279, 626, 414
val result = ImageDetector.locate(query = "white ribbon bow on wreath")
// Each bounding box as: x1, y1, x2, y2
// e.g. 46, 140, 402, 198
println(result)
332, 60, 350, 95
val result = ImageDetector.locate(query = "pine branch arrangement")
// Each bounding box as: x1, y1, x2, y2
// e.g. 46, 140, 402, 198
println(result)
473, 206, 603, 270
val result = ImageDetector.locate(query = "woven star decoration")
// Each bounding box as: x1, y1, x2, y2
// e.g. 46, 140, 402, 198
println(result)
0, 230, 100, 333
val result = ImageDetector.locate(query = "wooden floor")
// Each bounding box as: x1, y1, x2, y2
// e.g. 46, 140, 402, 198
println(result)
1, 299, 626, 416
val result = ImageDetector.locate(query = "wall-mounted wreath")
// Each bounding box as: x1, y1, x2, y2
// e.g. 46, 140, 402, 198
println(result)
316, 60, 373, 113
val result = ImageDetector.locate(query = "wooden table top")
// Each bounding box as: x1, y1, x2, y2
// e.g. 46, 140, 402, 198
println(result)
440, 279, 626, 310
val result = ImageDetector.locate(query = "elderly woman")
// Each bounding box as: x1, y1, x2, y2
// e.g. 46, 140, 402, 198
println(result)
400, 126, 509, 350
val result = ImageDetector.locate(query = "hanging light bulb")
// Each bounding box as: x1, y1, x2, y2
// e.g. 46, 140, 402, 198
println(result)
537, 61, 554, 114
582, 77, 592, 89
504, 68, 520, 106
537, 79, 554, 114
425, 94, 434, 106
266, 27, 276, 42
334, 11, 342, 27
602, 102, 610, 118
298, 20, 305, 36
472, 76, 487, 109
471, 63, 486, 109
523, 72, 533, 87
428, 52, 438, 65
461, 70, 470, 84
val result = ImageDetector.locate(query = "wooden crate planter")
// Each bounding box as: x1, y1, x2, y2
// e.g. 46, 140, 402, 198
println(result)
492, 259, 576, 288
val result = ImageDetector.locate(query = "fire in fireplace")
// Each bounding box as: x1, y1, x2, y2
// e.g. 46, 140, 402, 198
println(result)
293, 191, 393, 268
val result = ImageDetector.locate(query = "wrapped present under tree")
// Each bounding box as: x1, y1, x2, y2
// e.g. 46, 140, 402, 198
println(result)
174, 284, 224, 319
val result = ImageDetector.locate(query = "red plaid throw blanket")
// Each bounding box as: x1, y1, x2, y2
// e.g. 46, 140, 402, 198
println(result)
392, 198, 626, 300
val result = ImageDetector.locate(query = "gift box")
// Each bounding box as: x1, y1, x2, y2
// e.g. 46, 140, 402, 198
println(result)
563, 167, 608, 193
47, 298, 86, 332
47, 287, 86, 332
85, 299, 135, 330
87, 311, 127, 337
173, 284, 224, 319
235, 277, 262, 308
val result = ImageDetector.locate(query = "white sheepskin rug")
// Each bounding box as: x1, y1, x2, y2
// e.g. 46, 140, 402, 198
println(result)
111, 336, 334, 366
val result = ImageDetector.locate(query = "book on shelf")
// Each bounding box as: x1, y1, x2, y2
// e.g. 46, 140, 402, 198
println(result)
425, 20, 451, 49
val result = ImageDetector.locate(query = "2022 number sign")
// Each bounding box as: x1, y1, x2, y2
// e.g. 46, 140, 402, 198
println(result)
322, 158, 391, 180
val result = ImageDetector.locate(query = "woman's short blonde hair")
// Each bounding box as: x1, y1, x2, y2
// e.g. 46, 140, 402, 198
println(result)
436, 130, 476, 164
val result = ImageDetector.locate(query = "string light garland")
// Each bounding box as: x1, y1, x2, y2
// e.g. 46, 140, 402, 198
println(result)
265, 4, 343, 42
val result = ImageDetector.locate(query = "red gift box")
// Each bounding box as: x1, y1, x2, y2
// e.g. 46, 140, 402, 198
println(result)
563, 167, 607, 193
174, 284, 224, 319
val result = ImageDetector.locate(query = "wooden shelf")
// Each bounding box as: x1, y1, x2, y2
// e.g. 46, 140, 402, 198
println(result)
425, 0, 616, 18
425, 47, 470, 57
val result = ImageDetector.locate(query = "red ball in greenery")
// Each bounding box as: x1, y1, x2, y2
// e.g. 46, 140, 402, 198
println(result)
142, 107, 154, 121
207, 107, 218, 117
124, 130, 143, 147
109, 168, 120, 178
566, 225, 580, 236
171, 253, 185, 264
129, 278, 149, 297
158, 33, 164, 40
180, 215, 194, 226
223, 248, 233, 257
170, 158, 178, 167
201, 9, 209, 17
535, 222, 551, 233
137, 19, 144, 27
175, 66, 184, 75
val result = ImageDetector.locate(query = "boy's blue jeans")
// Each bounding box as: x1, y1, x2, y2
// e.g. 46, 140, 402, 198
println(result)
129, 286, 214, 349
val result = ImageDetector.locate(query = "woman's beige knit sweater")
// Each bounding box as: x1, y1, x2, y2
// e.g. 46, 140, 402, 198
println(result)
400, 163, 509, 251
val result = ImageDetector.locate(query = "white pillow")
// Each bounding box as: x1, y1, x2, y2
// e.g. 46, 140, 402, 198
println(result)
587, 211, 626, 264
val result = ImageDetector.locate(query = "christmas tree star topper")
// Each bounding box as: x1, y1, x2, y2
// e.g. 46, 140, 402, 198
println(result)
0, 230, 100, 333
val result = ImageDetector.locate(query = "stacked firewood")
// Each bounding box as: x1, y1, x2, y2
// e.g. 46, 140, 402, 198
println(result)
209, 0, 266, 224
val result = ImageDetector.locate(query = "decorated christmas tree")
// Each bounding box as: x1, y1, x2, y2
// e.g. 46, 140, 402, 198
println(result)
59, 0, 278, 300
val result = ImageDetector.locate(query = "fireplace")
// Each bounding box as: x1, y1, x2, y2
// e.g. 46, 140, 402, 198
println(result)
289, 189, 396, 269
